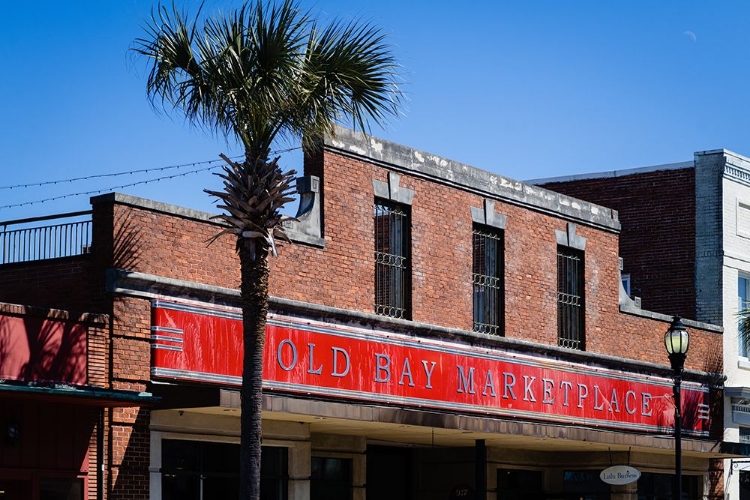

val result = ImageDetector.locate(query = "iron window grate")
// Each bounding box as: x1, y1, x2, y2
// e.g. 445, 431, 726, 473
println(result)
557, 246, 584, 350
374, 200, 410, 319
473, 226, 504, 335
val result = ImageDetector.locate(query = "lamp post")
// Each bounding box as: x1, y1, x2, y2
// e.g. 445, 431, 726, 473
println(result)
664, 315, 690, 500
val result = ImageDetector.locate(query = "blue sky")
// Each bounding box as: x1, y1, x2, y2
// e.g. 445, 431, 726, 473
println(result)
1, 1, 749, 222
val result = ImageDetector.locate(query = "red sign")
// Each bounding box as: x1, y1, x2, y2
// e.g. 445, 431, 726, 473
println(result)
151, 300, 711, 435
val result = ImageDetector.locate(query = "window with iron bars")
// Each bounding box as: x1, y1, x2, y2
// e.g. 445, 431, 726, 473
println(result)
557, 246, 584, 350
473, 225, 504, 335
374, 200, 410, 319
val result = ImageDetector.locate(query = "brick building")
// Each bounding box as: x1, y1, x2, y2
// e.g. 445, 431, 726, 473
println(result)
535, 149, 750, 500
0, 300, 155, 498
0, 131, 741, 499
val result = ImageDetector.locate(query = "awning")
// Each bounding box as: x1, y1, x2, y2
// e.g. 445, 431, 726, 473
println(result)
0, 381, 159, 407
720, 440, 750, 458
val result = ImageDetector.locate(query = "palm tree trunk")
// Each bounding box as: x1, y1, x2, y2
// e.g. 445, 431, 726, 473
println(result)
239, 245, 269, 500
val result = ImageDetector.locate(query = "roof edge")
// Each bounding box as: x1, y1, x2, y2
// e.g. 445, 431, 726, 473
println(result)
527, 161, 694, 185
325, 126, 620, 232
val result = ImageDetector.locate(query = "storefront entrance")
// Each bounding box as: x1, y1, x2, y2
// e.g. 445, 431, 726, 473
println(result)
160, 440, 288, 500
366, 446, 413, 500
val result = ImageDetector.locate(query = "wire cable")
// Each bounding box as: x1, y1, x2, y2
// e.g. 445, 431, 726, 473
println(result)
0, 146, 303, 210
0, 165, 218, 209
0, 145, 300, 191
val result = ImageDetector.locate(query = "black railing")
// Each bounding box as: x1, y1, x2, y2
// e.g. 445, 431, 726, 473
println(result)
1, 211, 92, 264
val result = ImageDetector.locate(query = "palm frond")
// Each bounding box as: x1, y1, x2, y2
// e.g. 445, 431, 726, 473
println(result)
739, 308, 750, 354
295, 16, 402, 149
135, 0, 402, 260
205, 155, 296, 258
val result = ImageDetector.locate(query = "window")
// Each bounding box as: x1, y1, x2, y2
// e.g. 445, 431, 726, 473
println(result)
40, 478, 84, 500
366, 446, 411, 500
742, 471, 750, 500
738, 202, 750, 239
622, 273, 631, 297
161, 440, 287, 500
311, 457, 352, 500
557, 246, 585, 350
473, 225, 504, 335
374, 200, 410, 319
740, 426, 750, 444
563, 470, 608, 499
261, 446, 289, 500
740, 276, 750, 357
497, 469, 543, 500
637, 472, 700, 500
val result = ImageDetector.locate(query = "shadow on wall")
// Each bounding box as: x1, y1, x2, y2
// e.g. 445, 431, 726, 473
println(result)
108, 210, 150, 498
109, 408, 150, 499
112, 211, 143, 271
0, 314, 86, 385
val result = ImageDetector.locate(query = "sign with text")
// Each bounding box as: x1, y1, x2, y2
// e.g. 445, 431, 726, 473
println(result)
151, 300, 711, 435
600, 465, 641, 485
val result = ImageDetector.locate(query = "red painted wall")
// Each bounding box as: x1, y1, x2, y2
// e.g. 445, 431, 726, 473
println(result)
0, 399, 93, 475
0, 313, 87, 384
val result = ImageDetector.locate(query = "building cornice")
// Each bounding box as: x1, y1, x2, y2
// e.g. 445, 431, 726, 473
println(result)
325, 126, 621, 233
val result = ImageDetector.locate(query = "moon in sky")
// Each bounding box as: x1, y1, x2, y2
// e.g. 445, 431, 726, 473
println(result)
683, 30, 697, 43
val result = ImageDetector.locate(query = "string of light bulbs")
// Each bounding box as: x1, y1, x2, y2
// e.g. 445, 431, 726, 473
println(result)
0, 157, 233, 191
0, 146, 302, 210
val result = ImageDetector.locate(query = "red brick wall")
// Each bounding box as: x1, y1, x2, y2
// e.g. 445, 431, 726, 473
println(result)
93, 151, 716, 372
268, 151, 712, 370
94, 183, 719, 498
108, 407, 149, 500
88, 321, 108, 388
108, 296, 151, 500
101, 203, 239, 289
0, 149, 720, 500
539, 168, 697, 320
0, 256, 95, 312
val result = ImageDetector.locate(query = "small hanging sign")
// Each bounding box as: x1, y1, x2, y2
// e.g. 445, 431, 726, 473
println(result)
600, 465, 641, 485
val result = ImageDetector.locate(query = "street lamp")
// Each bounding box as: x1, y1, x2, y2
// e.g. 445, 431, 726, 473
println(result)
664, 315, 689, 500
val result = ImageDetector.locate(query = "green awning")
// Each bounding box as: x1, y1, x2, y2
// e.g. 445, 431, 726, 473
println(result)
0, 381, 159, 407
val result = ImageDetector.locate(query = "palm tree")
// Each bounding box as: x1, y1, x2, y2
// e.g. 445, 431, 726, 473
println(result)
133, 2, 401, 498
740, 309, 750, 356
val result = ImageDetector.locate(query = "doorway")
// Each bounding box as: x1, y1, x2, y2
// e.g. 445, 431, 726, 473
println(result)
366, 446, 413, 500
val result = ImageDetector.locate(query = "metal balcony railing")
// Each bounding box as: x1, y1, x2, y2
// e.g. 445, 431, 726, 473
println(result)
1, 211, 92, 264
